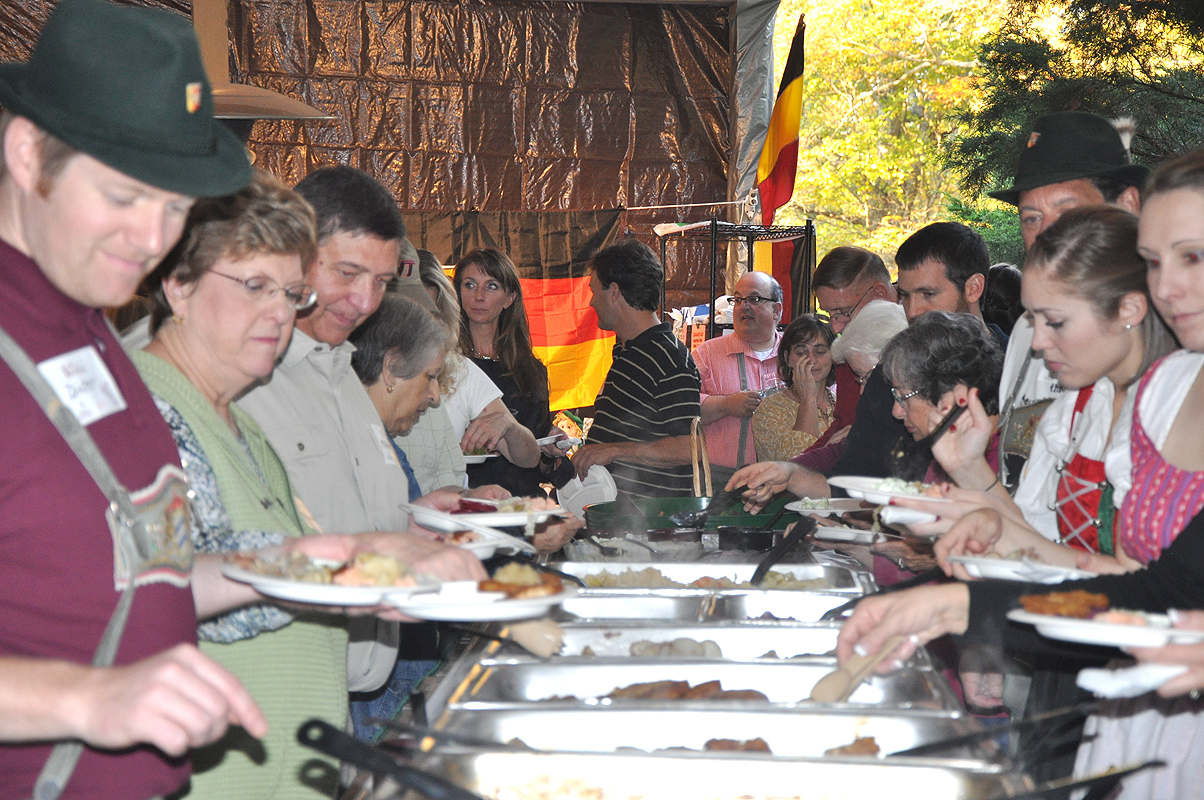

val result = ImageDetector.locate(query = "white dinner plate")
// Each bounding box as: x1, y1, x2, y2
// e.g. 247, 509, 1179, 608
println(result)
400, 503, 538, 554
1007, 609, 1204, 648
407, 503, 563, 533
221, 559, 440, 606
828, 475, 952, 506
784, 498, 865, 517
876, 505, 939, 528
811, 525, 888, 545
388, 581, 578, 621
948, 555, 1095, 584
464, 453, 500, 464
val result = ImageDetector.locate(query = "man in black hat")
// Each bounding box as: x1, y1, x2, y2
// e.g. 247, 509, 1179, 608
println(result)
0, 1, 266, 797
989, 112, 1148, 490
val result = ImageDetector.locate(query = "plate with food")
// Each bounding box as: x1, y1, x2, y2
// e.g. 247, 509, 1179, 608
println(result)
785, 497, 864, 517
828, 476, 952, 506
1007, 590, 1204, 648
387, 563, 576, 621
408, 497, 565, 533
948, 555, 1095, 584
463, 451, 500, 464
222, 550, 439, 606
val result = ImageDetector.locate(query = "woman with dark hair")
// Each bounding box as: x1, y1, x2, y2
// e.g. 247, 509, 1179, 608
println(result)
454, 249, 562, 496
879, 310, 1004, 485
923, 206, 1177, 570
981, 263, 1023, 333
751, 315, 837, 460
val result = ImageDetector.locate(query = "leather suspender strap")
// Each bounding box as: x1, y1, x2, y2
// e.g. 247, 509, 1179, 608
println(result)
0, 325, 141, 800
734, 351, 751, 469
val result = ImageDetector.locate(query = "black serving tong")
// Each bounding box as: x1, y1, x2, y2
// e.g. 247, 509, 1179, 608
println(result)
994, 760, 1164, 800
297, 719, 491, 800
889, 403, 967, 481
667, 484, 749, 528
889, 701, 1100, 758
819, 566, 946, 621
750, 516, 817, 585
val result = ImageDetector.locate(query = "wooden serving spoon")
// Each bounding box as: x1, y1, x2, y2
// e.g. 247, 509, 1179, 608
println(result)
809, 634, 906, 703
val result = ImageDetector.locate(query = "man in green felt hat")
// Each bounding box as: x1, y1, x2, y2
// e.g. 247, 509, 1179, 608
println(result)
0, 0, 266, 798
989, 111, 1149, 491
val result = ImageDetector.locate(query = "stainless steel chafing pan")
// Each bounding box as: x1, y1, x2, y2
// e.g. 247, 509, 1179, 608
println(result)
559, 562, 873, 593
396, 750, 1032, 800
446, 659, 962, 711
430, 706, 994, 761
555, 621, 843, 659
554, 589, 866, 623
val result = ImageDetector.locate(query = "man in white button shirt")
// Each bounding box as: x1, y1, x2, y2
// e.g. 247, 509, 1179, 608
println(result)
238, 166, 486, 738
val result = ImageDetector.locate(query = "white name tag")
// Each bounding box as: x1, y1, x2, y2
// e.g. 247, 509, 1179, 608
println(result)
37, 345, 128, 426
369, 422, 400, 467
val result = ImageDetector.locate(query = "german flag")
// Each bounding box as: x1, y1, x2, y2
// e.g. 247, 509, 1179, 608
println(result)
411, 209, 623, 411
757, 16, 805, 226
523, 277, 614, 410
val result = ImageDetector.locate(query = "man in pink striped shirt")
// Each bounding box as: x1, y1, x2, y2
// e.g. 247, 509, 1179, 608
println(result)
693, 271, 783, 482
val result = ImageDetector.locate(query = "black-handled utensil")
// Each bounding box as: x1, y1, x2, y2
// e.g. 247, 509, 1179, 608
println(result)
889, 700, 1100, 757
483, 554, 586, 587
297, 718, 490, 800
890, 403, 967, 481
751, 516, 817, 585
819, 566, 945, 621
443, 622, 548, 660
996, 760, 1163, 800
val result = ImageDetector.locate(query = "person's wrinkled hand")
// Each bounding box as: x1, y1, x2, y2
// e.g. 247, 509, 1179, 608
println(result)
539, 427, 568, 459
460, 409, 514, 456
571, 443, 619, 477
727, 460, 795, 512
934, 507, 1004, 579
835, 583, 971, 670
357, 531, 487, 582
871, 538, 937, 574
465, 485, 510, 501
727, 390, 763, 419
412, 487, 468, 512
889, 484, 998, 539
1130, 611, 1204, 698
70, 643, 266, 757
532, 514, 584, 553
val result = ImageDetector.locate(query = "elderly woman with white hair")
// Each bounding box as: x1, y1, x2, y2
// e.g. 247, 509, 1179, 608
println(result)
829, 299, 908, 384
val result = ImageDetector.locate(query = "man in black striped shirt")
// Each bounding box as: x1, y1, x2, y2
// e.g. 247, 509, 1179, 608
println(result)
572, 239, 702, 498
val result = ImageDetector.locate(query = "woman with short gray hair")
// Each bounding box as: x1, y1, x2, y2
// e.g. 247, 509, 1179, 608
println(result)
879, 311, 1004, 485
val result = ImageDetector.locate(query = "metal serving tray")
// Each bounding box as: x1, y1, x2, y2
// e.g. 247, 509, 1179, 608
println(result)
553, 590, 863, 623
400, 750, 1031, 800
446, 659, 962, 711
555, 621, 842, 659
431, 706, 994, 761
559, 562, 873, 593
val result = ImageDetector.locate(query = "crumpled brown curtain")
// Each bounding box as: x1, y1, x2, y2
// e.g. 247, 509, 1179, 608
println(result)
0, 0, 733, 308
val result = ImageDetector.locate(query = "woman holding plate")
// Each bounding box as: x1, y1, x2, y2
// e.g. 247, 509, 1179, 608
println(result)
134, 172, 482, 799
351, 293, 584, 555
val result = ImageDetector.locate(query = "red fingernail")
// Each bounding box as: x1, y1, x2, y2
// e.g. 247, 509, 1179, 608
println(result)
957, 397, 967, 406
888, 499, 897, 505
949, 424, 956, 432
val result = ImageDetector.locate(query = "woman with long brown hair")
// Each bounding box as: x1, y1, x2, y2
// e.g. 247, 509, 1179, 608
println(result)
454, 248, 564, 496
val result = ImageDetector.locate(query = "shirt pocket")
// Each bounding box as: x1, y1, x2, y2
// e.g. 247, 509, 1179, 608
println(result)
273, 422, 334, 466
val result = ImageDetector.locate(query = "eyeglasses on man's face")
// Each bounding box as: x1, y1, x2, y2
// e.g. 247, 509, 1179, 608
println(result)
208, 269, 318, 310
731, 294, 776, 307
890, 386, 921, 406
820, 284, 874, 323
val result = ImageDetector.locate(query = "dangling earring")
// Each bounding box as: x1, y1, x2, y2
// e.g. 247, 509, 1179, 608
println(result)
172, 313, 184, 325
385, 381, 395, 393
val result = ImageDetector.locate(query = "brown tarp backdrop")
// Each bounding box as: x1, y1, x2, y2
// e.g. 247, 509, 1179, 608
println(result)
0, 0, 735, 310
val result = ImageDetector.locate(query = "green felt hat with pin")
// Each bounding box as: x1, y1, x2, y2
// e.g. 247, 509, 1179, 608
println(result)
0, 0, 251, 197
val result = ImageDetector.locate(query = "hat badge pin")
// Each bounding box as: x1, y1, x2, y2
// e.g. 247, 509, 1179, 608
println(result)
185, 82, 202, 114
1026, 131, 1041, 148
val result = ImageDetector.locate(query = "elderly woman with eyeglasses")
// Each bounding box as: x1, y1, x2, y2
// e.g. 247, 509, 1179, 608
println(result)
131, 171, 360, 799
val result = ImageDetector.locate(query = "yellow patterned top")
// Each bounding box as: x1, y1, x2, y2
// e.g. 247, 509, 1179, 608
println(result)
752, 388, 836, 461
